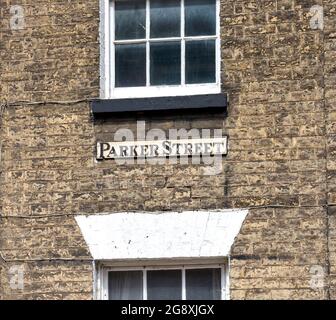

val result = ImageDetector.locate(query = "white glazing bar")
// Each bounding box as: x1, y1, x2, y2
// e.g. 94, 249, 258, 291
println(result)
114, 38, 148, 44
149, 37, 181, 42
184, 35, 217, 41
146, 0, 150, 87
181, 0, 185, 85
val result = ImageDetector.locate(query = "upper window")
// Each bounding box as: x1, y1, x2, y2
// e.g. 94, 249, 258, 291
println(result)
99, 264, 226, 300
101, 0, 221, 99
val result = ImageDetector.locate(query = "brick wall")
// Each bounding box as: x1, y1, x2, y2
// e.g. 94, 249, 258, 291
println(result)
0, 0, 335, 299
324, 0, 336, 300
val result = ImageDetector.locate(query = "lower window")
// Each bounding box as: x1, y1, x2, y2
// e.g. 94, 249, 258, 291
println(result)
100, 264, 226, 300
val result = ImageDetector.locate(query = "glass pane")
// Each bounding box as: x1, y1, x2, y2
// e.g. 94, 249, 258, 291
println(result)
147, 270, 182, 300
150, 0, 181, 38
150, 41, 181, 85
115, 0, 146, 40
185, 40, 216, 84
108, 271, 143, 300
185, 0, 216, 36
115, 43, 146, 87
186, 268, 221, 300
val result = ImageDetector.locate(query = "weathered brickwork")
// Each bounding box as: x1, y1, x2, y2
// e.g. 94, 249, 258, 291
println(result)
0, 0, 335, 299
324, 0, 336, 300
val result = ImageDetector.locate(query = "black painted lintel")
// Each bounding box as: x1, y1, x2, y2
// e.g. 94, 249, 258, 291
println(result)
91, 93, 228, 115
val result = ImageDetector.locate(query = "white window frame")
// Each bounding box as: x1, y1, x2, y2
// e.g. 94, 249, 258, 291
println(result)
96, 259, 229, 300
100, 0, 221, 99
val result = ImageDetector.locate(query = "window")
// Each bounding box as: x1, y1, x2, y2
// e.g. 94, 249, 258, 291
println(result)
98, 264, 227, 300
101, 0, 221, 99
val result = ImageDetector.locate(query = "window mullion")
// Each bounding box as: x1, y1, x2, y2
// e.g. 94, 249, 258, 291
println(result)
143, 269, 148, 300
181, 0, 185, 86
146, 0, 150, 87
182, 268, 186, 300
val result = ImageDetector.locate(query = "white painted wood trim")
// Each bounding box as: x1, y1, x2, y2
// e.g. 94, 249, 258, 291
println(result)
143, 270, 148, 300
216, 0, 221, 87
114, 35, 218, 44
100, 0, 222, 99
182, 268, 186, 300
225, 256, 231, 300
181, 0, 185, 86
109, 0, 115, 97
145, 0, 150, 87
110, 83, 221, 99
99, 263, 227, 300
99, 0, 108, 98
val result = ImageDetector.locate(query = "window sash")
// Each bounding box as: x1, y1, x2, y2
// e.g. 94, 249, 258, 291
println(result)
102, 0, 221, 99
113, 35, 217, 44
100, 264, 227, 300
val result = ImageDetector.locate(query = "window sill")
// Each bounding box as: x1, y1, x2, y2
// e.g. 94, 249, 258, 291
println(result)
105, 84, 221, 99
91, 93, 227, 115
